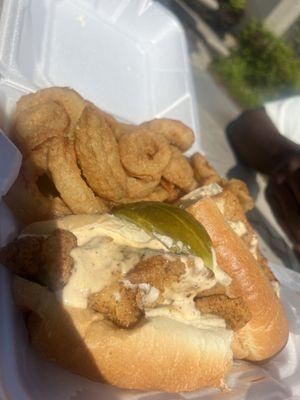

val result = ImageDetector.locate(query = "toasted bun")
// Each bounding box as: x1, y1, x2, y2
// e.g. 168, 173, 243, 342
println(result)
188, 198, 289, 361
13, 276, 233, 392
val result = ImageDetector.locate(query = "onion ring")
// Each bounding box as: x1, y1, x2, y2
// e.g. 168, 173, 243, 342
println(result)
119, 127, 171, 181
13, 101, 70, 154
191, 153, 221, 185
75, 106, 127, 201
15, 87, 87, 137
162, 146, 197, 192
126, 177, 160, 199
47, 137, 108, 214
4, 172, 71, 225
160, 178, 182, 202
95, 109, 135, 141
142, 186, 169, 202
141, 118, 194, 151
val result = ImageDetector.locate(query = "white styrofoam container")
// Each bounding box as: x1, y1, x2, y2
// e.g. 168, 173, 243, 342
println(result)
1, 1, 300, 399
0, 0, 200, 150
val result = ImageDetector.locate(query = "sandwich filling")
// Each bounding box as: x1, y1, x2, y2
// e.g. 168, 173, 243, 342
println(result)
1, 213, 251, 332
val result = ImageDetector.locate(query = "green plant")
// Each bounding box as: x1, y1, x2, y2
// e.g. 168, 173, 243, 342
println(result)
219, 0, 245, 14
212, 19, 300, 107
227, 0, 245, 13
213, 56, 262, 107
238, 20, 300, 90
285, 18, 300, 57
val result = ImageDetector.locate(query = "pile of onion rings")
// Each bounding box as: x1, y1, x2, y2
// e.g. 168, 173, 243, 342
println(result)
5, 87, 252, 224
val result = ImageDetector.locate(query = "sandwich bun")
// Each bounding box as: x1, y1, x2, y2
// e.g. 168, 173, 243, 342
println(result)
188, 197, 289, 361
13, 275, 232, 392
14, 214, 233, 392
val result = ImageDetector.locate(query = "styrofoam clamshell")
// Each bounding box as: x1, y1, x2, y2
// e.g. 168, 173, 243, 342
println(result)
0, 1, 300, 399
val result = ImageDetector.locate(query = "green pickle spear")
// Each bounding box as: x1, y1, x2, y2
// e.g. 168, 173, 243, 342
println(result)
112, 201, 213, 268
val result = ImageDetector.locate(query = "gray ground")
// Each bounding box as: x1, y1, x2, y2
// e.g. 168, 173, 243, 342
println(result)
160, 0, 300, 271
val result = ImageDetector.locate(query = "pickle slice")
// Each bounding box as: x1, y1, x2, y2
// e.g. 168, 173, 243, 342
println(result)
112, 201, 213, 268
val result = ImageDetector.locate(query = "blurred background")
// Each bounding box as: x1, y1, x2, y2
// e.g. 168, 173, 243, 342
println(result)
161, 0, 300, 109
159, 0, 300, 271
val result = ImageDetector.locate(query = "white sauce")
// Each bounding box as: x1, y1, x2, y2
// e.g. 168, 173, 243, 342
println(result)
54, 214, 231, 329
145, 254, 229, 329
57, 215, 167, 308
123, 280, 160, 307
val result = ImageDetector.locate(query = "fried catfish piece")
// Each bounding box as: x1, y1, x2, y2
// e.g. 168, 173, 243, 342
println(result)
126, 255, 186, 293
0, 236, 43, 277
88, 283, 143, 328
0, 229, 77, 290
39, 229, 77, 290
88, 255, 186, 328
195, 294, 252, 331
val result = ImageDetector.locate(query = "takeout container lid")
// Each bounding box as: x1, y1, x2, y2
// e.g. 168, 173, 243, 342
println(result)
1, 1, 300, 399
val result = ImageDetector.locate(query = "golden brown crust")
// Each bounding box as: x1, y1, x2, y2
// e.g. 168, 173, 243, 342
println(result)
126, 255, 185, 292
39, 229, 77, 290
191, 153, 253, 211
0, 229, 77, 290
88, 255, 186, 328
88, 283, 143, 328
223, 179, 254, 212
14, 86, 87, 137
13, 276, 233, 392
75, 106, 128, 201
0, 236, 43, 277
162, 146, 197, 192
141, 118, 195, 151
195, 294, 252, 331
188, 198, 289, 361
13, 100, 70, 154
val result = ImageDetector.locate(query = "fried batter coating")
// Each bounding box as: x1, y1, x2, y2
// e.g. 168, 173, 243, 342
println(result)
0, 236, 43, 277
163, 146, 197, 192
191, 153, 221, 186
13, 101, 70, 154
0, 229, 77, 290
126, 255, 186, 293
39, 229, 77, 290
119, 127, 171, 182
142, 185, 169, 202
88, 283, 143, 328
191, 153, 254, 212
88, 255, 186, 327
126, 176, 160, 199
5, 138, 71, 225
4, 173, 71, 225
15, 87, 87, 136
6, 138, 73, 224
160, 179, 183, 202
88, 255, 253, 332
75, 106, 128, 201
141, 118, 195, 151
223, 179, 254, 212
195, 294, 252, 331
48, 137, 108, 214
97, 109, 135, 141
